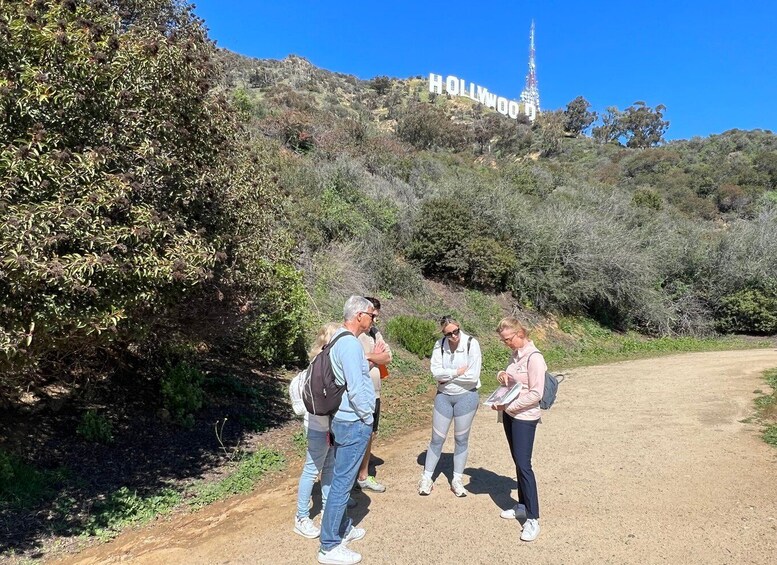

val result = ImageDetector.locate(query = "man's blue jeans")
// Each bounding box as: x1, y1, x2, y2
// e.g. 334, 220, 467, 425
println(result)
319, 417, 372, 551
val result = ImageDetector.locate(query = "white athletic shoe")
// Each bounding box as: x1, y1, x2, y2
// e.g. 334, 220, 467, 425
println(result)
450, 477, 467, 497
317, 542, 362, 564
520, 518, 540, 542
500, 503, 526, 520
418, 475, 433, 495
343, 526, 366, 544
294, 516, 320, 539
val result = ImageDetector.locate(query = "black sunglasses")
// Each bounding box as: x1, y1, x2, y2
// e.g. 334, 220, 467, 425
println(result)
443, 328, 460, 338
359, 311, 378, 321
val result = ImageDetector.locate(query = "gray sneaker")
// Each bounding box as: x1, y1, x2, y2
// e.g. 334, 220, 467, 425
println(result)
294, 516, 320, 539
343, 526, 366, 544
356, 476, 386, 493
450, 477, 467, 497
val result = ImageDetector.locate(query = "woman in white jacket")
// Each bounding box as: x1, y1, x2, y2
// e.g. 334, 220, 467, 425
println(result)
418, 316, 482, 497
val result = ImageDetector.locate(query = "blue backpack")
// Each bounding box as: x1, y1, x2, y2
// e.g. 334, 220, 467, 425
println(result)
526, 351, 564, 410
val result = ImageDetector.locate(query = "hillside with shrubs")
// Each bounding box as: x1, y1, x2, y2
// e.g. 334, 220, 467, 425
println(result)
1, 0, 776, 560
220, 52, 777, 341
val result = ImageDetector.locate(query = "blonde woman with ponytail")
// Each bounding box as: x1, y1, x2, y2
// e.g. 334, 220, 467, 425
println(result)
493, 317, 546, 542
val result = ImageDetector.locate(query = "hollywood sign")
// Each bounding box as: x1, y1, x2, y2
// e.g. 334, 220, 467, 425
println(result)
428, 73, 537, 121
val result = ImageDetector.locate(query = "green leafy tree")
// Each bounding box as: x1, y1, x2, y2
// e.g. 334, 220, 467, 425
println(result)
0, 0, 292, 371
592, 106, 624, 144
620, 101, 669, 148
535, 110, 565, 157
368, 75, 392, 95
396, 103, 469, 151
563, 96, 597, 136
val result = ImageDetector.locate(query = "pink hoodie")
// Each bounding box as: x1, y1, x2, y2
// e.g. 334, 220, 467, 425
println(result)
503, 340, 546, 421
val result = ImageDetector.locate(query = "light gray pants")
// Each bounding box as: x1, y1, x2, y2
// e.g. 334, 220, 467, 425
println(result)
423, 390, 479, 476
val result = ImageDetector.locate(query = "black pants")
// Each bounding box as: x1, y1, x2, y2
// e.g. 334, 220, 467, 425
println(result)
502, 414, 540, 519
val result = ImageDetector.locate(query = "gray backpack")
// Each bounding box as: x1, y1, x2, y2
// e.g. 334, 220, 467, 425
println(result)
526, 351, 564, 410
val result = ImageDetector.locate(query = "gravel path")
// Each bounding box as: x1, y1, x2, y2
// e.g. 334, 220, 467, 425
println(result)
61, 349, 777, 565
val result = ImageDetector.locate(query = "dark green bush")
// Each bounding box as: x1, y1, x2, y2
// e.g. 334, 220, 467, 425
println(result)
716, 288, 777, 334
77, 410, 114, 444
385, 316, 438, 358
464, 237, 517, 290
407, 199, 471, 278
245, 263, 308, 366
161, 362, 205, 427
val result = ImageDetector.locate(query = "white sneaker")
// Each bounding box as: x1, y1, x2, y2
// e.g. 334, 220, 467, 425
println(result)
500, 503, 526, 519
343, 526, 366, 544
418, 475, 433, 495
318, 542, 362, 564
450, 477, 467, 497
520, 518, 540, 542
294, 516, 320, 539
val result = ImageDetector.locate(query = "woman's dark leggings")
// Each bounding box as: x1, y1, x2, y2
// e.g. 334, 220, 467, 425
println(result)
502, 414, 540, 519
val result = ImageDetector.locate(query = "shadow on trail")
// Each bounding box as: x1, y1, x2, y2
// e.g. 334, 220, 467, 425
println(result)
0, 355, 292, 559
464, 466, 517, 513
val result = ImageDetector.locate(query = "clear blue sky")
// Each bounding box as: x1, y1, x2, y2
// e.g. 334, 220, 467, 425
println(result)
192, 1, 776, 141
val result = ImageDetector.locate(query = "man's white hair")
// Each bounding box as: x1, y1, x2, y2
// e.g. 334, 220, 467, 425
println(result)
343, 295, 372, 321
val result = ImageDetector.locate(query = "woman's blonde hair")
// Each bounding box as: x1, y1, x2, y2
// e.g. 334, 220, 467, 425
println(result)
496, 317, 528, 338
439, 315, 460, 330
308, 322, 341, 360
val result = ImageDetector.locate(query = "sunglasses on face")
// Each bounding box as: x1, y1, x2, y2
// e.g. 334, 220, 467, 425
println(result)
443, 328, 460, 338
359, 311, 378, 321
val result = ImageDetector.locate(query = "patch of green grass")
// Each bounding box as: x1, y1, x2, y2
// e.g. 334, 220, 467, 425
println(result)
536, 332, 766, 370
83, 486, 182, 540
763, 425, 777, 447
387, 349, 425, 375
751, 367, 777, 449
764, 368, 777, 390
463, 289, 503, 334
291, 429, 307, 458
0, 450, 67, 510
754, 395, 775, 410
190, 448, 285, 507
77, 410, 114, 444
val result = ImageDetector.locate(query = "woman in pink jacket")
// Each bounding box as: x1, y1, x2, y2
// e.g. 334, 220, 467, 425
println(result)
493, 317, 546, 542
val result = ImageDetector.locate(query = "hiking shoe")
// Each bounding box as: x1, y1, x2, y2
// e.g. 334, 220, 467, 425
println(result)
318, 542, 362, 564
450, 477, 467, 497
343, 526, 366, 544
357, 476, 386, 493
520, 518, 540, 542
347, 496, 358, 509
418, 475, 433, 495
294, 516, 320, 539
500, 503, 527, 520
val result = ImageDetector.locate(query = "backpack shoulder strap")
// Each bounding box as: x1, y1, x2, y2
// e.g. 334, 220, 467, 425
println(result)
325, 330, 354, 352
466, 336, 472, 355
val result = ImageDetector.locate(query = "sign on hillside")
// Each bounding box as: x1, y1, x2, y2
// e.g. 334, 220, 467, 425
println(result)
428, 73, 537, 121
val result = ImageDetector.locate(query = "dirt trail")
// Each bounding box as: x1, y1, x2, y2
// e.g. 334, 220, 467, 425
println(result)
61, 349, 777, 565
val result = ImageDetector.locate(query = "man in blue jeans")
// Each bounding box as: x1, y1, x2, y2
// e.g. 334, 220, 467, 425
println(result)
318, 295, 376, 565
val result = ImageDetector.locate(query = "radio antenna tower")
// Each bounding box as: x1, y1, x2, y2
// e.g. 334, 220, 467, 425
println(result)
520, 20, 540, 114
